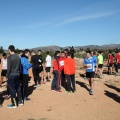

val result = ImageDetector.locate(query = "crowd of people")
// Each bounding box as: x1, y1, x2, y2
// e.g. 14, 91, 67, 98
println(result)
0, 45, 120, 108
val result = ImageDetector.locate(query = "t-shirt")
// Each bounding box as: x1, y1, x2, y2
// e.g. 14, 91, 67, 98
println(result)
92, 56, 97, 66
2, 58, 7, 70
98, 55, 103, 64
108, 54, 114, 64
84, 57, 96, 72
46, 55, 52, 67
116, 53, 120, 64
59, 57, 66, 70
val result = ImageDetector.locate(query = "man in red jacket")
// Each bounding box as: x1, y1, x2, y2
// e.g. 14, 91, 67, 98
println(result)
64, 52, 76, 94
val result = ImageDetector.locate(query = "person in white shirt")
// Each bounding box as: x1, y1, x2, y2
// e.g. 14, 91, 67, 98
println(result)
0, 53, 7, 87
45, 51, 52, 82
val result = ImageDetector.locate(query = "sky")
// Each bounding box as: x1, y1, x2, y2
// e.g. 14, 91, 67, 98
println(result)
0, 0, 120, 49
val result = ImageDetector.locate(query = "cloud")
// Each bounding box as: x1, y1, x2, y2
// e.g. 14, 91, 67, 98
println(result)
56, 12, 115, 26
20, 23, 52, 29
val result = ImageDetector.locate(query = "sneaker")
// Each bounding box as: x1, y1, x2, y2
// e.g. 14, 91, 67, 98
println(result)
24, 97, 30, 101
89, 90, 94, 95
66, 91, 71, 94
99, 76, 103, 79
34, 85, 38, 88
55, 90, 62, 92
7, 104, 17, 108
18, 102, 24, 106
73, 90, 76, 93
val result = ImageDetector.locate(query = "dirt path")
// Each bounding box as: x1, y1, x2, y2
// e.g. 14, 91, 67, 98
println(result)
0, 67, 120, 120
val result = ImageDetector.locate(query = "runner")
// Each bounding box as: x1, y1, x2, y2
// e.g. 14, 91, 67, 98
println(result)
20, 49, 32, 102
45, 51, 52, 82
38, 50, 45, 84
51, 51, 61, 92
0, 53, 7, 87
84, 51, 96, 95
59, 51, 66, 89
116, 49, 120, 76
97, 51, 104, 79
64, 52, 76, 94
108, 50, 114, 75
7, 45, 23, 108
114, 50, 118, 75
31, 51, 42, 87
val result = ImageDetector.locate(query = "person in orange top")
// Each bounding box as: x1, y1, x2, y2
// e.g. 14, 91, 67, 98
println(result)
51, 51, 61, 92
64, 52, 76, 94
116, 49, 120, 76
59, 51, 67, 89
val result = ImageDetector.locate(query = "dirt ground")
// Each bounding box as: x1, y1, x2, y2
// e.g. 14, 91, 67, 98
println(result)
0, 62, 120, 120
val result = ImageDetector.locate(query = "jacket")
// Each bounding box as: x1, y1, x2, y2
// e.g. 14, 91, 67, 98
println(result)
64, 58, 75, 75
20, 55, 32, 74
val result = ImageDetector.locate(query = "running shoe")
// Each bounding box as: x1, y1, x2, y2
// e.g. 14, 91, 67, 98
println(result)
7, 104, 17, 109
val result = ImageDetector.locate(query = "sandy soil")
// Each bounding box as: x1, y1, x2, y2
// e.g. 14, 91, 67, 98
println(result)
0, 62, 120, 120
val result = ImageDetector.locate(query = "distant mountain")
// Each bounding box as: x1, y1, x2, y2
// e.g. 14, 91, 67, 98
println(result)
30, 44, 120, 52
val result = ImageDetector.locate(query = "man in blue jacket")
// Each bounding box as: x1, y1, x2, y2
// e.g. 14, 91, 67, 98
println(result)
20, 49, 32, 102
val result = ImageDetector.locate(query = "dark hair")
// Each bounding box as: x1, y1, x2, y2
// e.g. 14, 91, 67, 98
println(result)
46, 51, 49, 55
61, 51, 65, 54
93, 52, 96, 55
8, 45, 15, 52
98, 51, 102, 54
38, 50, 42, 52
2, 53, 7, 56
54, 51, 60, 57
86, 50, 91, 54
24, 49, 30, 54
19, 50, 23, 53
67, 52, 71, 56
109, 50, 112, 54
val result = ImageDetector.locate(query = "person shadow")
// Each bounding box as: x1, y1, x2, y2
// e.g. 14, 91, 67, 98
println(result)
104, 84, 120, 92
25, 85, 36, 98
0, 90, 8, 106
76, 81, 89, 91
104, 90, 120, 103
79, 73, 86, 78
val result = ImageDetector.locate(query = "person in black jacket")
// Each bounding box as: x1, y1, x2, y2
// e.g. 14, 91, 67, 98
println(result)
31, 51, 42, 87
70, 46, 75, 59
38, 50, 45, 84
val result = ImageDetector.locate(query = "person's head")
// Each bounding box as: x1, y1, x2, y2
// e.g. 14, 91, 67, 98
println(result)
19, 50, 24, 56
67, 52, 71, 58
64, 49, 69, 54
8, 45, 15, 54
93, 51, 96, 56
54, 51, 60, 57
86, 50, 91, 58
2, 53, 7, 59
115, 49, 118, 54
109, 50, 112, 54
24, 49, 31, 57
38, 50, 42, 55
46, 51, 49, 55
98, 51, 102, 55
31, 50, 35, 56
61, 51, 65, 57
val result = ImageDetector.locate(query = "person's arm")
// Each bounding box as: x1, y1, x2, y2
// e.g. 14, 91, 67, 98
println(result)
7, 57, 11, 78
21, 58, 32, 69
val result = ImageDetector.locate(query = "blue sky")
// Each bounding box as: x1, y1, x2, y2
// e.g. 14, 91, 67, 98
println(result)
0, 0, 120, 49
